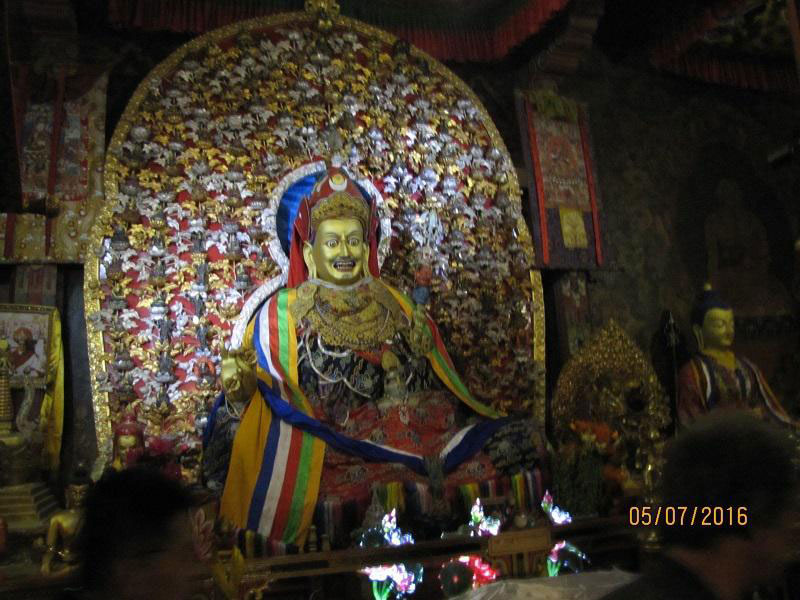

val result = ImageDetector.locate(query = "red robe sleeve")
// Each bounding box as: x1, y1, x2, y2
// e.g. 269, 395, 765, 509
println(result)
677, 359, 707, 428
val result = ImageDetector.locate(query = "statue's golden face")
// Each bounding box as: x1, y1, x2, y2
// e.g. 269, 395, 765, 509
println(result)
303, 217, 368, 286
117, 434, 140, 451
701, 308, 735, 350
66, 484, 90, 509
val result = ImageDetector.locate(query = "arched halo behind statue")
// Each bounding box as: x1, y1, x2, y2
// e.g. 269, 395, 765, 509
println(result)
85, 0, 546, 509
214, 164, 551, 552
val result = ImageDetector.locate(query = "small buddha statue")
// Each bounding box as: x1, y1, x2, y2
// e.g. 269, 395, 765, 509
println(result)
192, 294, 206, 318
150, 258, 168, 288
194, 357, 217, 389
150, 292, 169, 319
41, 472, 91, 575
112, 414, 145, 470
155, 351, 175, 384
158, 316, 175, 344
191, 231, 206, 255
677, 285, 795, 427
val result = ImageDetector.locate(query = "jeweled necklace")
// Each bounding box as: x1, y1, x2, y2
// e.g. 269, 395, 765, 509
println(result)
300, 331, 373, 399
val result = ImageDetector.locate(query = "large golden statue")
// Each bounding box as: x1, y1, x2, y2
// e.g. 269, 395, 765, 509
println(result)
85, 1, 546, 549
677, 285, 795, 426
214, 167, 535, 550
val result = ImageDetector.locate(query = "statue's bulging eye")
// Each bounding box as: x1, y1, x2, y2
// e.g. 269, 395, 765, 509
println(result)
326, 239, 338, 248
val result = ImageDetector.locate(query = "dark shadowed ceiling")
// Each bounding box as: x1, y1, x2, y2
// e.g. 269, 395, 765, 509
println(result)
0, 0, 797, 214
7, 0, 798, 77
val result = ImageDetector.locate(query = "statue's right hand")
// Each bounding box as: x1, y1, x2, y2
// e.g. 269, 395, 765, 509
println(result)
220, 354, 257, 405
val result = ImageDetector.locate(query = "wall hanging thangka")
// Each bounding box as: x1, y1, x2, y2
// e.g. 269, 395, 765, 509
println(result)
2, 73, 107, 263
517, 89, 604, 269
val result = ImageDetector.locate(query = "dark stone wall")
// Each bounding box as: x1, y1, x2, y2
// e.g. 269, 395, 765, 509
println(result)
555, 52, 800, 409
450, 50, 800, 404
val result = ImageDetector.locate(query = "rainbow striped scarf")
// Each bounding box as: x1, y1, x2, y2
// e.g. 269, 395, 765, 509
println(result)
219, 281, 505, 550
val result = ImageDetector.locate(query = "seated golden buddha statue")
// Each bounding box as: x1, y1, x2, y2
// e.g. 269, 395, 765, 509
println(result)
41, 473, 90, 575
677, 285, 795, 427
213, 167, 545, 551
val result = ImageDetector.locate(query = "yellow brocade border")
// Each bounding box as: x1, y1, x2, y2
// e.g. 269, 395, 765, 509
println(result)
530, 270, 545, 425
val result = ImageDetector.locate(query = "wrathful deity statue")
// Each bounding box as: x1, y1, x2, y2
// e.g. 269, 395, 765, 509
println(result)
211, 167, 545, 550
677, 285, 795, 427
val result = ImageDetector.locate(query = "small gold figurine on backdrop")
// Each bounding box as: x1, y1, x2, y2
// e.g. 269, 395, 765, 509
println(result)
112, 413, 145, 471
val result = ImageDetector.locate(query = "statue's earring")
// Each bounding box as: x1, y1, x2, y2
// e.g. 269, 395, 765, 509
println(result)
303, 241, 317, 280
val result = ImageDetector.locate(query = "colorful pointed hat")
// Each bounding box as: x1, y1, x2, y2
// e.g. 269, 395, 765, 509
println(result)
287, 166, 379, 287
306, 167, 371, 234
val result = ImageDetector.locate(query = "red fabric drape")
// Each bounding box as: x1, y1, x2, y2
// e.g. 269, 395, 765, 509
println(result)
661, 53, 800, 93
649, 0, 753, 66
578, 111, 602, 267
523, 99, 549, 266
392, 0, 570, 62
107, 0, 570, 62
649, 0, 800, 93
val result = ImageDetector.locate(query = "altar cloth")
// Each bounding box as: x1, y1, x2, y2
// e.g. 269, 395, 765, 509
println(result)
455, 569, 638, 600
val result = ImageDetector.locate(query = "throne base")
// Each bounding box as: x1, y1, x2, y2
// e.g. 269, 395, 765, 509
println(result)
0, 482, 58, 535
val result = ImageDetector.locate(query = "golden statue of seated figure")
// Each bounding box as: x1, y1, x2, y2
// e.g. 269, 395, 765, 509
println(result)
41, 477, 90, 575
211, 167, 540, 550
678, 285, 795, 427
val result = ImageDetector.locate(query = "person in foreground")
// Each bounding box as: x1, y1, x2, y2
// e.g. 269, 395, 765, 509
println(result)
600, 412, 799, 600
70, 467, 206, 600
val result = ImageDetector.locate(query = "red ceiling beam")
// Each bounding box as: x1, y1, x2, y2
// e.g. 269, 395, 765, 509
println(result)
106, 0, 572, 62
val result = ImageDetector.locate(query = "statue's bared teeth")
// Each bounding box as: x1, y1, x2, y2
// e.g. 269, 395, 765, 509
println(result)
334, 259, 355, 271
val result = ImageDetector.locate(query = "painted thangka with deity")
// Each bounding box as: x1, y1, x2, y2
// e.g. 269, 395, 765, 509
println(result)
517, 89, 604, 270
84, 1, 545, 481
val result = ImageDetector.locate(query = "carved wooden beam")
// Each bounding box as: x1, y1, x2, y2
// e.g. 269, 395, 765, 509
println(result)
528, 0, 605, 84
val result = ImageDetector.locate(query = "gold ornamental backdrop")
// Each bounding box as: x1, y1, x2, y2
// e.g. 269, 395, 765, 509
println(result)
84, 2, 546, 478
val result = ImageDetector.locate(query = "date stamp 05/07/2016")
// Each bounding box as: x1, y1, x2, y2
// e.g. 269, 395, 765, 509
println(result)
629, 506, 749, 527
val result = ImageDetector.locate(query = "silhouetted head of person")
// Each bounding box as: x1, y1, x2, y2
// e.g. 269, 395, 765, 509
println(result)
78, 467, 204, 600
660, 412, 799, 584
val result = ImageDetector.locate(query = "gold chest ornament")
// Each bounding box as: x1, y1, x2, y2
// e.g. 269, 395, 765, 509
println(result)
290, 278, 409, 352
